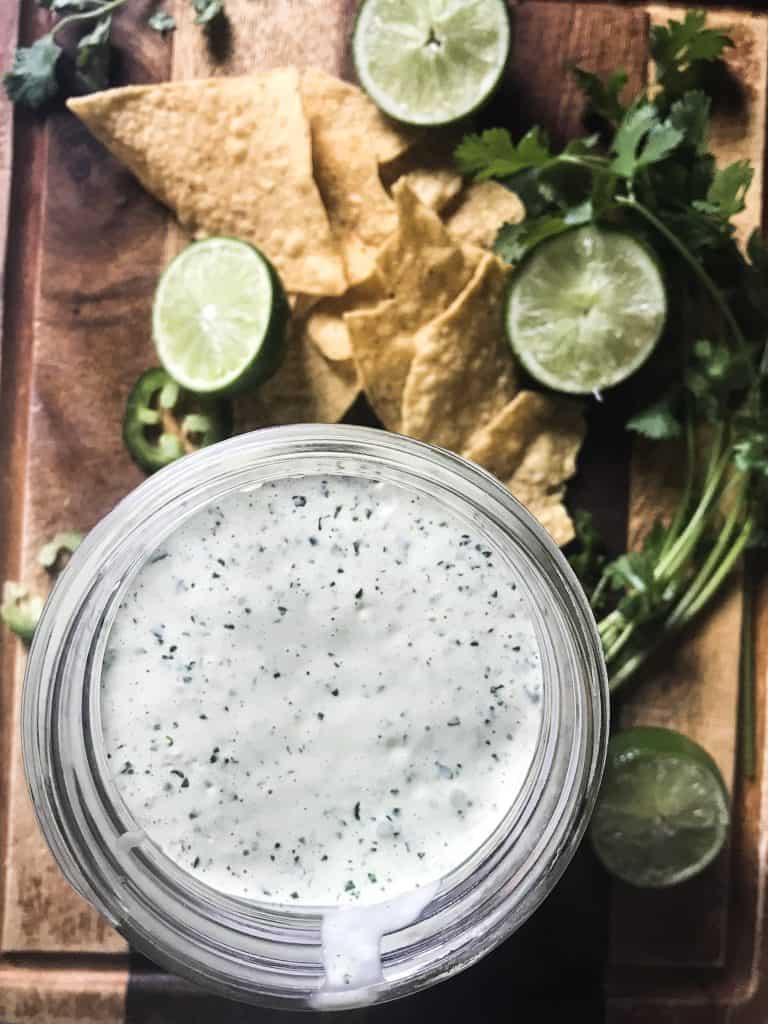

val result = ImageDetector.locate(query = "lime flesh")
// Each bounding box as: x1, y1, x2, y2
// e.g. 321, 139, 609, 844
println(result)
505, 226, 667, 395
352, 0, 510, 126
153, 238, 287, 396
590, 727, 730, 888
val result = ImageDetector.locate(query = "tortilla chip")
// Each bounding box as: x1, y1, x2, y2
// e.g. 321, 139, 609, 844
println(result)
345, 181, 481, 430
462, 391, 586, 545
380, 130, 462, 195
300, 69, 415, 284
68, 70, 347, 296
401, 253, 517, 452
397, 167, 464, 213
236, 316, 360, 428
445, 181, 525, 249
304, 272, 385, 362
290, 293, 319, 318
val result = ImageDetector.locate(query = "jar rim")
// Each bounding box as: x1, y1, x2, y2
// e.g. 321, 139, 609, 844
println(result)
22, 424, 608, 1010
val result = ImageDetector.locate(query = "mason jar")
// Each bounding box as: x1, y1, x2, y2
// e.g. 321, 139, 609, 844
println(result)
21, 424, 608, 1010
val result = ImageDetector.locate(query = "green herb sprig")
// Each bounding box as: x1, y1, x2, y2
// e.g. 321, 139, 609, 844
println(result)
3, 0, 223, 109
457, 12, 767, 765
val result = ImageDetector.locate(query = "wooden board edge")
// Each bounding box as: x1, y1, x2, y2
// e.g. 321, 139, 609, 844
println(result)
0, 0, 19, 358
0, 962, 128, 1024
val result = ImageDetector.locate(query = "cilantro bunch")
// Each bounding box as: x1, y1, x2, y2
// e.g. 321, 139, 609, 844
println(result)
457, 12, 768, 771
3, 0, 225, 109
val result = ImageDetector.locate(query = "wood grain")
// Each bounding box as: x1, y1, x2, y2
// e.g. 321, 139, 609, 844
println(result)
0, 964, 126, 1024
2, 1, 768, 1021
0, 0, 19, 358
609, 5, 768, 976
0, 0, 172, 954
505, 1, 647, 147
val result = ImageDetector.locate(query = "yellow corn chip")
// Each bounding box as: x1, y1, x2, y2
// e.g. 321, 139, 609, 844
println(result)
380, 131, 462, 201
304, 272, 385, 362
68, 70, 347, 296
401, 253, 517, 452
397, 167, 464, 213
445, 181, 524, 249
300, 69, 415, 284
462, 391, 586, 545
237, 316, 360, 428
345, 181, 481, 430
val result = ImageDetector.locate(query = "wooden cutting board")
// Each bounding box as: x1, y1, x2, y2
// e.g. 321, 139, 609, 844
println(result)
1, 1, 767, 1021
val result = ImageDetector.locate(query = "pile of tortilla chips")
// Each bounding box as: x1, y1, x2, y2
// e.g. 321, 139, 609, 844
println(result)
69, 68, 584, 544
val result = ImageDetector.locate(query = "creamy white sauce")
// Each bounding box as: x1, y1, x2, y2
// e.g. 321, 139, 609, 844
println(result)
101, 474, 543, 909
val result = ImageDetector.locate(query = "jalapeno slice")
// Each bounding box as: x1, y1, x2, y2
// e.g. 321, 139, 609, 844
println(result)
123, 368, 233, 474
1, 581, 44, 644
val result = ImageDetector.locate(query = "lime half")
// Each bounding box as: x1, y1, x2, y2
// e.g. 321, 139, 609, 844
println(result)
352, 0, 510, 127
153, 238, 288, 396
505, 226, 667, 394
590, 727, 730, 888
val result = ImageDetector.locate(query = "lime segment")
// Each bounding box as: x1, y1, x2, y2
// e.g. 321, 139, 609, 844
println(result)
153, 238, 288, 396
352, 0, 510, 127
505, 226, 667, 394
590, 727, 730, 888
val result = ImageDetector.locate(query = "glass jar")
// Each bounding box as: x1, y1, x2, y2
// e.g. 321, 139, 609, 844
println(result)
22, 425, 608, 1011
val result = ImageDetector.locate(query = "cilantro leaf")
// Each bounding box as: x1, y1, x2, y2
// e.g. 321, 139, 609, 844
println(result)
668, 91, 710, 153
493, 203, 592, 264
651, 10, 733, 68
650, 10, 733, 100
626, 396, 683, 440
148, 9, 176, 34
49, 1, 102, 11
744, 231, 768, 324
733, 432, 768, 476
693, 160, 753, 220
590, 168, 618, 218
567, 510, 608, 598
75, 15, 111, 93
504, 168, 552, 219
684, 339, 753, 420
563, 135, 600, 156
605, 552, 670, 624
603, 522, 678, 626
455, 127, 551, 181
611, 103, 683, 178
572, 66, 628, 125
190, 0, 224, 26
3, 35, 62, 108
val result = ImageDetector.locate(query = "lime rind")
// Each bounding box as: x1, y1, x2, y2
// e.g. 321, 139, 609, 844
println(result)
590, 727, 729, 888
352, 0, 511, 127
505, 226, 667, 395
153, 237, 287, 396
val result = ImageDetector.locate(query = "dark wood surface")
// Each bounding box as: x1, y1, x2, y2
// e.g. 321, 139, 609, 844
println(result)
1, 2, 767, 1022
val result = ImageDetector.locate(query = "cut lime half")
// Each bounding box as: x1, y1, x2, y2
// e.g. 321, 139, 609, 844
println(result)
590, 727, 730, 888
352, 0, 511, 127
153, 238, 288, 397
505, 226, 667, 395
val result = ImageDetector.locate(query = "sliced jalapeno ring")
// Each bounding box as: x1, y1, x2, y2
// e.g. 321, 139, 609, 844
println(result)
1, 581, 44, 644
123, 368, 233, 474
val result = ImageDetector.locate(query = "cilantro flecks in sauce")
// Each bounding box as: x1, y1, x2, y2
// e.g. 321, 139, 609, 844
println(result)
101, 475, 542, 906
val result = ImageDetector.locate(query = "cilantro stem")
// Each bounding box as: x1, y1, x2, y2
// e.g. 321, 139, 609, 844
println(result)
51, 0, 129, 35
677, 517, 751, 624
608, 519, 751, 694
666, 481, 746, 627
604, 620, 636, 663
616, 195, 749, 355
654, 443, 730, 580
608, 643, 658, 693
659, 414, 696, 561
